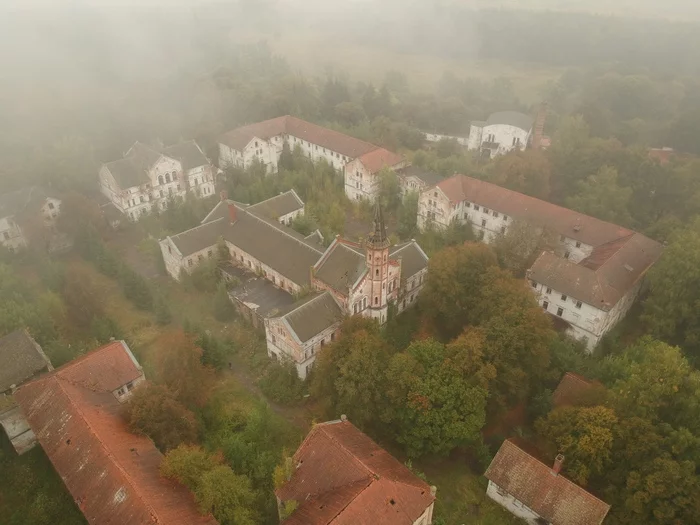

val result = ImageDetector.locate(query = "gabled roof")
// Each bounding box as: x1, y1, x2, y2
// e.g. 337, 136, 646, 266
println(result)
485, 111, 534, 132
162, 140, 210, 171
529, 232, 663, 311
105, 141, 165, 189
279, 292, 344, 344
0, 329, 52, 393
14, 346, 217, 525
277, 419, 435, 525
433, 175, 634, 247
390, 241, 429, 281
485, 439, 610, 525
247, 190, 304, 221
356, 148, 404, 174
314, 240, 367, 294
552, 372, 602, 408
219, 116, 380, 159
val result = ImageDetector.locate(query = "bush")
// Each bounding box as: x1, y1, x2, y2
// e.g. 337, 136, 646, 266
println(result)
213, 281, 235, 322
258, 361, 306, 405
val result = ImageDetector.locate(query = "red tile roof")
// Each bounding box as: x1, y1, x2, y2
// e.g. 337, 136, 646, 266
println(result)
485, 439, 610, 525
276, 420, 435, 525
356, 148, 405, 174
14, 344, 217, 525
552, 372, 602, 408
219, 116, 380, 159
434, 175, 633, 247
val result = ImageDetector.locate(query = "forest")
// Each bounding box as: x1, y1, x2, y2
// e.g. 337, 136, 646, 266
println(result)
1, 2, 700, 524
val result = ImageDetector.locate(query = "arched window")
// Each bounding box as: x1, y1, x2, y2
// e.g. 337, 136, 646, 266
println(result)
165, 173, 171, 183
158, 175, 164, 185
375, 268, 379, 277
374, 297, 379, 305
171, 171, 177, 180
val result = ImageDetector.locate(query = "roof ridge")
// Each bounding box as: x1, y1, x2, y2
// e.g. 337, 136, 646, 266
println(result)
282, 291, 330, 320
54, 377, 163, 522
172, 216, 226, 238
502, 440, 610, 507
319, 424, 375, 479
244, 208, 323, 255
39, 341, 125, 382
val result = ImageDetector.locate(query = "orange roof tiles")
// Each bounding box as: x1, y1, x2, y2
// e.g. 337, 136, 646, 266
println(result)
485, 439, 610, 525
356, 148, 405, 174
14, 344, 217, 525
552, 372, 603, 408
276, 420, 435, 525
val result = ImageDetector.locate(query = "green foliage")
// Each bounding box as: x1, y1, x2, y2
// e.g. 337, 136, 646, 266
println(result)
126, 384, 198, 452
258, 361, 306, 404
184, 258, 221, 293
491, 220, 557, 277
154, 295, 172, 325
565, 166, 633, 227
196, 466, 257, 525
397, 192, 419, 240
213, 281, 235, 323
279, 500, 298, 521
196, 331, 233, 371
290, 213, 315, 237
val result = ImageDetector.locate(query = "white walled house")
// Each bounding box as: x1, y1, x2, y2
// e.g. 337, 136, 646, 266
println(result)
417, 174, 663, 351
218, 116, 405, 201
99, 141, 215, 222
161, 196, 428, 378
485, 440, 610, 525
468, 111, 533, 158
397, 166, 444, 198
0, 187, 62, 251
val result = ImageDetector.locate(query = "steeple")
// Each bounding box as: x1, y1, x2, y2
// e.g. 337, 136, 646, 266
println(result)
367, 201, 389, 249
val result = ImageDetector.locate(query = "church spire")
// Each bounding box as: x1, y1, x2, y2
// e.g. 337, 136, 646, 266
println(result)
367, 201, 389, 248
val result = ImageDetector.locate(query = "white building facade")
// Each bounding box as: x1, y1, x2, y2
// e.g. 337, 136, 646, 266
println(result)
467, 111, 533, 158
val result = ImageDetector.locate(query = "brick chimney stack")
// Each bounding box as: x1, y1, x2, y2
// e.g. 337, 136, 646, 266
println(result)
552, 454, 565, 476
220, 190, 228, 202
228, 202, 237, 224
532, 102, 548, 150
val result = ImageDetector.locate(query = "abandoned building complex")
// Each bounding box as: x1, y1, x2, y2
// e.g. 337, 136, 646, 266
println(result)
277, 416, 437, 525
99, 140, 216, 221
160, 192, 428, 379
0, 186, 62, 251
13, 340, 217, 525
417, 174, 663, 350
218, 115, 406, 201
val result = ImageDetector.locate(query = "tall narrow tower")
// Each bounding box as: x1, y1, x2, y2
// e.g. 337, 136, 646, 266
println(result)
366, 202, 391, 324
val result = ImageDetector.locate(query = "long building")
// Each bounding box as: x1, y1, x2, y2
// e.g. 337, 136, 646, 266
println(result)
160, 194, 428, 379
418, 174, 663, 350
218, 116, 405, 201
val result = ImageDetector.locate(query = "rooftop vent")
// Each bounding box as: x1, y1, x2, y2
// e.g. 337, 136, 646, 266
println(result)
624, 264, 634, 272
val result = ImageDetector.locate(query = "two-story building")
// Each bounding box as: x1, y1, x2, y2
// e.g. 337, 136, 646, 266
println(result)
396, 166, 444, 198
218, 115, 405, 201
99, 140, 215, 221
160, 194, 428, 379
467, 111, 534, 158
0, 187, 62, 251
485, 439, 610, 525
417, 174, 663, 350
276, 416, 437, 525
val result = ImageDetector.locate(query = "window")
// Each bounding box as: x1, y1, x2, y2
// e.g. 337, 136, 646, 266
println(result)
168, 245, 172, 254
354, 303, 358, 314
48, 202, 55, 210
557, 307, 564, 317
331, 332, 335, 341
434, 191, 438, 197
503, 215, 508, 221
165, 173, 171, 183
255, 141, 258, 147
207, 250, 213, 258
576, 241, 582, 248
159, 190, 164, 198
576, 301, 582, 309
158, 175, 164, 185
561, 294, 567, 301
474, 205, 480, 211
187, 259, 193, 267
493, 211, 499, 217
140, 195, 145, 203
530, 280, 537, 288
543, 301, 549, 311
483, 207, 489, 214
198, 255, 204, 261
363, 297, 367, 309
374, 297, 379, 305
546, 287, 552, 294
481, 219, 487, 227
272, 335, 276, 345
501, 226, 506, 234
466, 202, 471, 208
464, 213, 468, 220
564, 251, 571, 259
375, 268, 379, 277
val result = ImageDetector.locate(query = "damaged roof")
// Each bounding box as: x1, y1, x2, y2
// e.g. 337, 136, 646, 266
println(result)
162, 140, 210, 171
277, 419, 435, 525
485, 439, 610, 525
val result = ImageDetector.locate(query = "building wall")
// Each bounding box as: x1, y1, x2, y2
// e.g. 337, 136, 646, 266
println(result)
344, 158, 379, 201
479, 124, 531, 157
423, 133, 469, 147
486, 481, 543, 525
412, 502, 435, 525
397, 268, 428, 314
113, 374, 145, 403
186, 165, 216, 198
286, 135, 349, 171
467, 124, 484, 150
227, 242, 304, 294
278, 206, 304, 227
0, 216, 27, 250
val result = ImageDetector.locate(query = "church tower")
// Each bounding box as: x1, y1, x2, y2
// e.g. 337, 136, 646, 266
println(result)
366, 202, 390, 324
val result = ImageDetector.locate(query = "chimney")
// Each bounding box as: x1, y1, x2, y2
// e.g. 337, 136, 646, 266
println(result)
430, 486, 437, 497
228, 202, 237, 224
532, 102, 548, 150
220, 190, 228, 202
552, 454, 565, 476
340, 414, 347, 422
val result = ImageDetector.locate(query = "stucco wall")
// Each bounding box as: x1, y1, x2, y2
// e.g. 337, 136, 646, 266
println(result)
479, 124, 531, 157
486, 481, 542, 524
344, 158, 379, 201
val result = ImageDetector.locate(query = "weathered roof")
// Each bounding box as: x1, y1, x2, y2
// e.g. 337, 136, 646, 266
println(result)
485, 439, 610, 525
247, 190, 304, 221
390, 241, 429, 281
529, 233, 663, 311
314, 240, 367, 294
169, 201, 323, 287
105, 141, 164, 189
0, 187, 54, 220
15, 372, 217, 525
277, 419, 435, 525
552, 372, 602, 408
0, 329, 52, 393
434, 175, 634, 247
162, 140, 209, 171
398, 166, 443, 187
228, 270, 297, 319
356, 148, 404, 174
219, 116, 379, 159
485, 111, 534, 132
281, 292, 344, 344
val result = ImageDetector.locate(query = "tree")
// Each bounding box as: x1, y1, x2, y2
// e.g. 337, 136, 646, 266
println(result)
213, 281, 235, 322
535, 405, 618, 486
384, 335, 493, 458
160, 444, 219, 489
61, 265, 105, 330
643, 222, 700, 363
310, 317, 392, 428
565, 166, 633, 226
492, 220, 558, 277
125, 384, 198, 451
378, 168, 401, 213
397, 192, 418, 239
196, 466, 257, 525
491, 149, 552, 199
